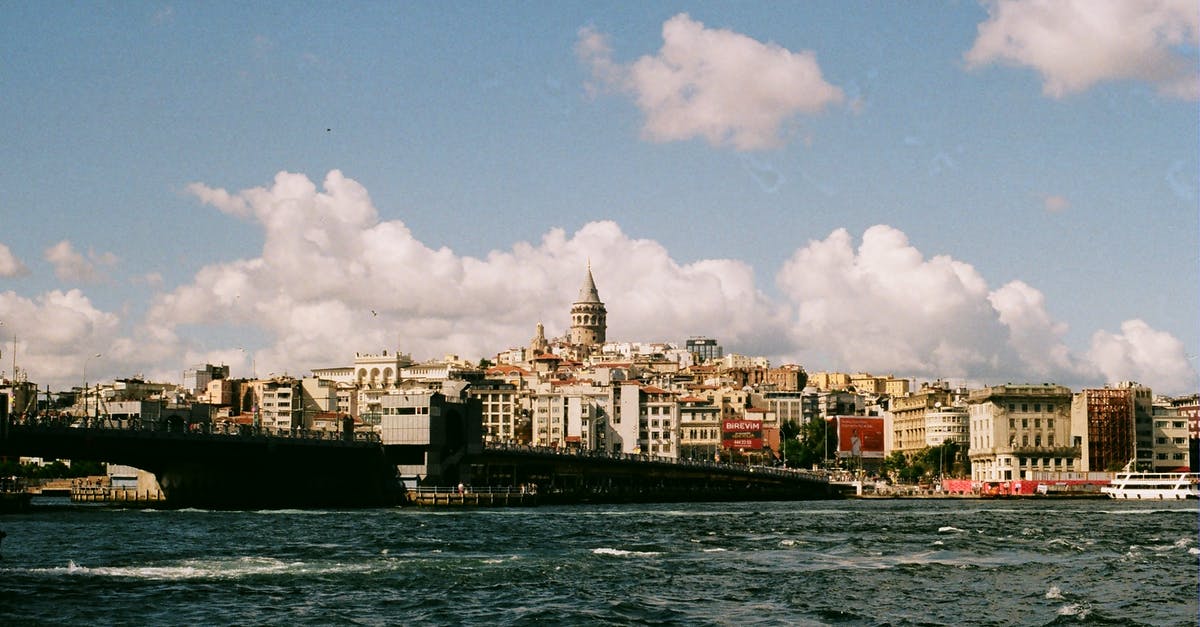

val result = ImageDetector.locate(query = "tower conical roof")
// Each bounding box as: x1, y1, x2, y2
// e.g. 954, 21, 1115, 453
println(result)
577, 263, 601, 303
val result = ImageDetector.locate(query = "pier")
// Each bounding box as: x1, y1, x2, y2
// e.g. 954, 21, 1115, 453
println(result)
405, 486, 537, 507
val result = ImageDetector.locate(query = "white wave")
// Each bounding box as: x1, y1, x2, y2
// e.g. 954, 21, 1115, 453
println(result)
1056, 603, 1090, 619
779, 539, 797, 547
937, 526, 965, 533
592, 547, 661, 558
931, 540, 944, 546
701, 548, 727, 553
1188, 548, 1199, 556
22, 556, 391, 581
1045, 585, 1063, 600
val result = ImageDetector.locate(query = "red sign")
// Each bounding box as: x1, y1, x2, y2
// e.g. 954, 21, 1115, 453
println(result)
836, 416, 885, 459
722, 419, 763, 450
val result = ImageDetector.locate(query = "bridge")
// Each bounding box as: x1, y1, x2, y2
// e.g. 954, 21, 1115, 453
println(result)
470, 444, 842, 503
1, 398, 843, 508
0, 412, 400, 508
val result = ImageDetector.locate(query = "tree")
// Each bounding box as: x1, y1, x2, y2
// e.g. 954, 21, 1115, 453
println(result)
782, 418, 837, 469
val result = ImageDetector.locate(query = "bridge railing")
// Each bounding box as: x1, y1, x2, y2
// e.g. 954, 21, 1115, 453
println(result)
6, 413, 381, 444
481, 442, 829, 482
409, 486, 534, 496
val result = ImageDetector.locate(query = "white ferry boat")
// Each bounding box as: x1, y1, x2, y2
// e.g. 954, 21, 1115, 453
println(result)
1101, 470, 1199, 500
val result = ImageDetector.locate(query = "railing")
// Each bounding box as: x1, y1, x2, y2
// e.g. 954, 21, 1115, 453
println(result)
5, 413, 381, 444
409, 486, 535, 496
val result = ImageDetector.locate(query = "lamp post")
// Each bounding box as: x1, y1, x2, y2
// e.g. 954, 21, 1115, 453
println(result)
82, 353, 101, 419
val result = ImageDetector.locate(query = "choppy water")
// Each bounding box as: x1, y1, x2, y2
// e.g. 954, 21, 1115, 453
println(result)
1, 498, 1196, 625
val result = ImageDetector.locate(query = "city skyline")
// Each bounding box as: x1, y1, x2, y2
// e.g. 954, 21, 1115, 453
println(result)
1, 3, 1197, 394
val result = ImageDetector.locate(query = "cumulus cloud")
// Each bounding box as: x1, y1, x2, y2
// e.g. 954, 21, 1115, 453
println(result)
44, 240, 118, 283
777, 226, 1014, 379
965, 0, 1200, 100
0, 243, 29, 277
578, 14, 844, 150
156, 170, 784, 378
774, 225, 1195, 393
1088, 320, 1197, 393
13, 170, 1193, 396
0, 289, 120, 388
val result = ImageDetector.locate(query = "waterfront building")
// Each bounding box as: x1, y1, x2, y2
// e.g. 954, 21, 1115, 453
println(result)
1150, 396, 1196, 471
924, 404, 969, 448
377, 389, 483, 487
891, 383, 954, 455
255, 378, 302, 431
469, 379, 522, 444
678, 395, 721, 461
1070, 384, 1152, 472
968, 384, 1075, 482
641, 385, 680, 459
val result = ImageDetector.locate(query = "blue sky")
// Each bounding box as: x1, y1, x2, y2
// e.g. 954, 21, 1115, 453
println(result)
1, 1, 1197, 394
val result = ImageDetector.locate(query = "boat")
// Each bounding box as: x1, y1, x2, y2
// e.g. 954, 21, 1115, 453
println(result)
1101, 469, 1199, 500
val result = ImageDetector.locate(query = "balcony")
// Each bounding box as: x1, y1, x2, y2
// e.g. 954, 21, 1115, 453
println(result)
1011, 445, 1079, 458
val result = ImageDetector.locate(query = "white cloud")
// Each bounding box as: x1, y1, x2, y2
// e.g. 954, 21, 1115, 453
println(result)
965, 0, 1200, 100
43, 240, 118, 283
0, 289, 120, 388
0, 243, 29, 277
777, 225, 1013, 379
158, 171, 785, 378
1088, 319, 1197, 393
578, 14, 844, 150
10, 170, 1195, 396
774, 225, 1195, 393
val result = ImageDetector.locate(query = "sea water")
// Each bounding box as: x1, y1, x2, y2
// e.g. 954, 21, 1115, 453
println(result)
1, 498, 1196, 625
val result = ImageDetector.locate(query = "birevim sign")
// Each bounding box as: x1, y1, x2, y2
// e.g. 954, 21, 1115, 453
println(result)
722, 419, 763, 450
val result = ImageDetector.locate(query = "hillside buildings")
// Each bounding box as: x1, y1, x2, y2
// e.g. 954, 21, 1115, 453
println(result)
13, 263, 1196, 482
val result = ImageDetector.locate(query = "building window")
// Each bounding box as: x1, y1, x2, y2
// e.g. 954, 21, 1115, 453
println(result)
1047, 419, 1054, 428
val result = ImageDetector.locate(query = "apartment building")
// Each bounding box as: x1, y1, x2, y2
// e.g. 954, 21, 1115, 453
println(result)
968, 384, 1075, 482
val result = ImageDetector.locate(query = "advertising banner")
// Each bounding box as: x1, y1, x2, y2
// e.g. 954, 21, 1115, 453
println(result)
722, 419, 763, 450
836, 416, 885, 459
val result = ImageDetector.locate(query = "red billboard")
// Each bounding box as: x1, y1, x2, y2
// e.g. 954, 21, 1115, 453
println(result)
836, 416, 885, 459
722, 419, 763, 450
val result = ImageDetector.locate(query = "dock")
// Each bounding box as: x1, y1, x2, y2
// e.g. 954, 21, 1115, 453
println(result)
405, 486, 537, 507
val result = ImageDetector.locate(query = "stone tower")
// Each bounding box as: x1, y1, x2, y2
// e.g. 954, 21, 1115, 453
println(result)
569, 263, 607, 348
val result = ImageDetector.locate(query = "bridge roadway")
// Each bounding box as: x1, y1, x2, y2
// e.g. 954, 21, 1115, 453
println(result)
0, 413, 845, 508
0, 414, 400, 508
470, 444, 844, 504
